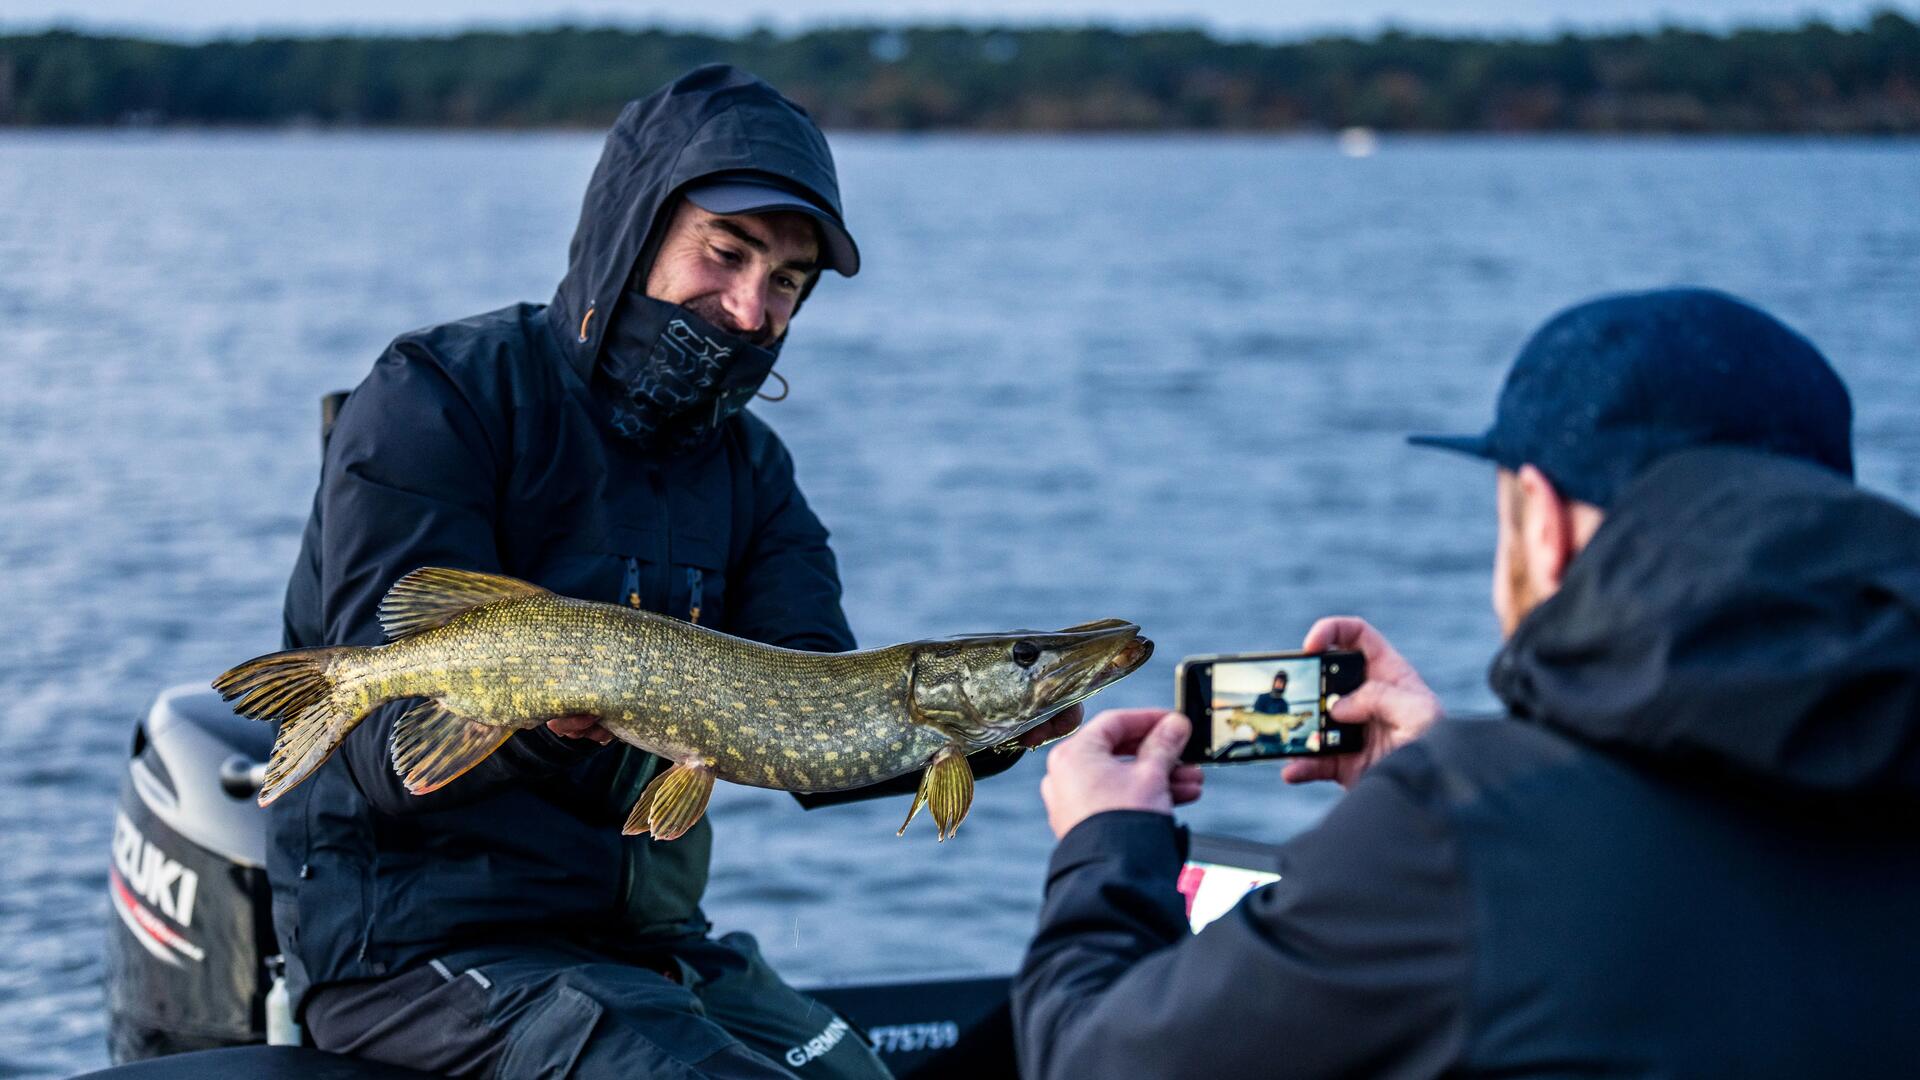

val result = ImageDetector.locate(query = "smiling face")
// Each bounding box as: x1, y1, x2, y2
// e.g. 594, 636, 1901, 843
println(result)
642, 198, 820, 347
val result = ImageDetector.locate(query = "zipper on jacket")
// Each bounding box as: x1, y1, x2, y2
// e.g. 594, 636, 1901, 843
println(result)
613, 553, 648, 921
686, 568, 704, 625
648, 467, 671, 623
622, 557, 642, 609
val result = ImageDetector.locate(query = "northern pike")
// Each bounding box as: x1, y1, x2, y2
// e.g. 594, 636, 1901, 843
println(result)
215, 567, 1152, 841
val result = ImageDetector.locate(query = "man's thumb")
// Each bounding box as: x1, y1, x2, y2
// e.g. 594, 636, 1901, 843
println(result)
1137, 711, 1190, 768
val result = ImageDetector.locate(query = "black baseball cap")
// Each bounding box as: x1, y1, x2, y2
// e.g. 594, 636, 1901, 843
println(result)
1410, 288, 1853, 507
684, 174, 861, 277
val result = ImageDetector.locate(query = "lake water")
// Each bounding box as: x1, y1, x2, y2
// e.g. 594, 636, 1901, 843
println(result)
2, 131, 1917, 1078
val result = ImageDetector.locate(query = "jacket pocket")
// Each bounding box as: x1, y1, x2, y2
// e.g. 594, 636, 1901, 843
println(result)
424, 957, 492, 1025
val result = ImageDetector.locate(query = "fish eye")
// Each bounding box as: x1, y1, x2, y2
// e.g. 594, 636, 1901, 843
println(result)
1011, 640, 1041, 667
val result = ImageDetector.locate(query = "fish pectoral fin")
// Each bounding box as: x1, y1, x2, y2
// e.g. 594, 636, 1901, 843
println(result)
388, 700, 513, 795
897, 745, 975, 842
377, 566, 550, 641
624, 761, 716, 842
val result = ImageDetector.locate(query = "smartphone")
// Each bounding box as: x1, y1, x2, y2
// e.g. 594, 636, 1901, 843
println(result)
1176, 650, 1366, 764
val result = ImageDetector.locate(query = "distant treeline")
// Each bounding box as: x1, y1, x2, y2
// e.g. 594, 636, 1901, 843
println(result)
3, 12, 1919, 133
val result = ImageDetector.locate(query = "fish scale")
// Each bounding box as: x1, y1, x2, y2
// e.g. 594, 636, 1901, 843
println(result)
215, 566, 1152, 842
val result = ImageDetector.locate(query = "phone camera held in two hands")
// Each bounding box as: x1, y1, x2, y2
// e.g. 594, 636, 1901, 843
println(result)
1175, 651, 1366, 764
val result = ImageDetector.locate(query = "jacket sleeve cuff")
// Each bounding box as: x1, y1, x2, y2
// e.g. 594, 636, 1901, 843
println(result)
1046, 810, 1188, 892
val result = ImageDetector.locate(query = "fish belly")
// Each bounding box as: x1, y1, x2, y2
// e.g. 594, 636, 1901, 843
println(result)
604, 698, 951, 794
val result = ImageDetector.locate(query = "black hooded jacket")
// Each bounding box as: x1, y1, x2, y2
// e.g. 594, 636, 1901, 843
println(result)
268, 66, 1009, 1006
1015, 447, 1920, 1079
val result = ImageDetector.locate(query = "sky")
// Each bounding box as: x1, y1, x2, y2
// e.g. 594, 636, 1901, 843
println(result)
1, 0, 1904, 40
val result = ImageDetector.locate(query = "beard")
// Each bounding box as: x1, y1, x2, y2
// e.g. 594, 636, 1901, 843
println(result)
1497, 478, 1542, 638
1501, 537, 1539, 638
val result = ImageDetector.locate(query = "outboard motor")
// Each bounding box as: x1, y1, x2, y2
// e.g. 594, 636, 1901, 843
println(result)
103, 394, 345, 1067
105, 684, 280, 1063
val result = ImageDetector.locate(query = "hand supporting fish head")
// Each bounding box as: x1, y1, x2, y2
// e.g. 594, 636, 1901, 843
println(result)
906, 619, 1153, 748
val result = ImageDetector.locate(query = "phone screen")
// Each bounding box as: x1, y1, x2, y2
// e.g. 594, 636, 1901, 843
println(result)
1180, 651, 1363, 763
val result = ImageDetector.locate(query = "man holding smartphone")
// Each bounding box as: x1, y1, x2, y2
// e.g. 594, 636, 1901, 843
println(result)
1015, 288, 1920, 1078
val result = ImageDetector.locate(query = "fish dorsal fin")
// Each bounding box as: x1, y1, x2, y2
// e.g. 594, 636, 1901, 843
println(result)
378, 567, 549, 641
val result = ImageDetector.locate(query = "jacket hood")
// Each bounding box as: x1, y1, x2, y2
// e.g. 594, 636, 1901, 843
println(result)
1492, 446, 1920, 801
547, 64, 850, 381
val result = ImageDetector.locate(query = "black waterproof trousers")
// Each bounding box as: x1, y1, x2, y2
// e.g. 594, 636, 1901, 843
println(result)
304, 933, 889, 1079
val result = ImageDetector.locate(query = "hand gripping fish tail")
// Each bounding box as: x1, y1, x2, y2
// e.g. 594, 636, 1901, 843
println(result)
215, 565, 1154, 839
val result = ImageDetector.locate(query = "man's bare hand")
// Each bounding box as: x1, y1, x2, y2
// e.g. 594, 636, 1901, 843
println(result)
547, 714, 614, 745
1017, 703, 1084, 748
1040, 708, 1205, 839
1282, 617, 1441, 789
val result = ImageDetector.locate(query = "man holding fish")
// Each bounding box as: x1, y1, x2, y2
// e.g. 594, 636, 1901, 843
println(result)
254, 66, 1093, 1079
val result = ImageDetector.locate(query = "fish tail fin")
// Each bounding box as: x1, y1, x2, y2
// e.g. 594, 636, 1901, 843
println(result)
897, 745, 974, 842
256, 698, 357, 806
213, 646, 364, 806
213, 646, 352, 722
624, 761, 716, 842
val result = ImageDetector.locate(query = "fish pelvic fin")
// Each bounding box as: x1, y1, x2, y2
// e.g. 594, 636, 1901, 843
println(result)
389, 700, 514, 795
378, 566, 550, 641
623, 761, 716, 842
214, 646, 362, 806
897, 745, 974, 842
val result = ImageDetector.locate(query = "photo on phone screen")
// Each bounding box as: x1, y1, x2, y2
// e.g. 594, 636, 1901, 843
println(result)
1178, 651, 1365, 763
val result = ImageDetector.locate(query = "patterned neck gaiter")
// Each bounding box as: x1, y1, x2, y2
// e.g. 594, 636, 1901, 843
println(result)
595, 293, 781, 455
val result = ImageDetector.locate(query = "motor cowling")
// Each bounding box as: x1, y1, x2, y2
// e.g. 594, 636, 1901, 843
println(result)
106, 684, 277, 1063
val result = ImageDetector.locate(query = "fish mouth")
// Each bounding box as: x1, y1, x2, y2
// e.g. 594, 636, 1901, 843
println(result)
1103, 634, 1154, 679
1032, 623, 1154, 718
